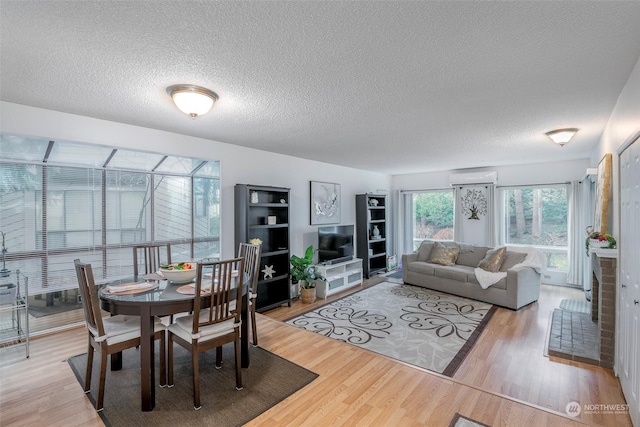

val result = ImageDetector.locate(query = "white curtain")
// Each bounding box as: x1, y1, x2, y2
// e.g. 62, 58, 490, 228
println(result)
398, 190, 414, 256
487, 185, 497, 246
567, 179, 593, 289
453, 186, 463, 242
581, 178, 594, 290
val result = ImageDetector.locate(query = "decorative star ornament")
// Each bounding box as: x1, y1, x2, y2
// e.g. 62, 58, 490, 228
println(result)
262, 264, 275, 280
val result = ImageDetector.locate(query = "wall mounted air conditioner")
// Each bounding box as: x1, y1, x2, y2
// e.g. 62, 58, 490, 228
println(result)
586, 168, 597, 183
449, 171, 498, 186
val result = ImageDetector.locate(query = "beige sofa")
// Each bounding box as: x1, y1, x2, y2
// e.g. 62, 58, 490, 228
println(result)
401, 240, 541, 310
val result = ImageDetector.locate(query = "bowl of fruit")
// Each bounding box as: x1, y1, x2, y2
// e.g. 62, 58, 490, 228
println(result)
159, 262, 196, 283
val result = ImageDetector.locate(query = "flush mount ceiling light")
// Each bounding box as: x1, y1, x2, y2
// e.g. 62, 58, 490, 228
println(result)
545, 128, 578, 147
167, 84, 218, 119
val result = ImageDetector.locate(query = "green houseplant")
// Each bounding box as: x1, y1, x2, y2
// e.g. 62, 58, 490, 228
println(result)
290, 245, 325, 303
585, 228, 616, 255
290, 245, 325, 288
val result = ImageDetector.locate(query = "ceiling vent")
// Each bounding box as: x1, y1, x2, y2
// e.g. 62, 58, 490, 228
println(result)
449, 171, 498, 186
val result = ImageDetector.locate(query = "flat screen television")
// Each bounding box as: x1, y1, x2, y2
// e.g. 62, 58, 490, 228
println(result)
317, 225, 354, 265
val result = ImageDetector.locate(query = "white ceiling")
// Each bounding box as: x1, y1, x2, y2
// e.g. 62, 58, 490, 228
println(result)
2, 1, 640, 175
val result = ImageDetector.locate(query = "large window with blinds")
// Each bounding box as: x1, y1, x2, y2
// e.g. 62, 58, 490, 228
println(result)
0, 134, 221, 333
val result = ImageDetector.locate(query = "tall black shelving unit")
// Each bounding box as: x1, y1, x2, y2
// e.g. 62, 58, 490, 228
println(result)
356, 193, 388, 278
235, 184, 291, 311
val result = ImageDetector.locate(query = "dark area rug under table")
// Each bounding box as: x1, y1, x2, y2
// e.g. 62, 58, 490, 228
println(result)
67, 343, 318, 426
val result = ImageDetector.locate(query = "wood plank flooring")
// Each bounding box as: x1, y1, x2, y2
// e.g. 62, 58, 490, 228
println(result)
0, 277, 631, 426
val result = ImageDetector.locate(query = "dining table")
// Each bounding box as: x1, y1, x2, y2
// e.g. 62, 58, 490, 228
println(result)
99, 272, 250, 411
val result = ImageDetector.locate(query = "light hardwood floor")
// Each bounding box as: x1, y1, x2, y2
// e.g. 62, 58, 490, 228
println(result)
0, 277, 631, 426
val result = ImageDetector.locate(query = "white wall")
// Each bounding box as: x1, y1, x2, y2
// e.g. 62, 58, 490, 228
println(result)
0, 102, 391, 260
590, 55, 640, 241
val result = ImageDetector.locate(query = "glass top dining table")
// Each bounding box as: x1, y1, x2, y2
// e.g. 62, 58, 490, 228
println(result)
99, 274, 250, 412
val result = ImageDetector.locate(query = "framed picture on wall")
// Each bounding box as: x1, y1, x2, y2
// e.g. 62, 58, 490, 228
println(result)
310, 181, 341, 225
593, 153, 612, 235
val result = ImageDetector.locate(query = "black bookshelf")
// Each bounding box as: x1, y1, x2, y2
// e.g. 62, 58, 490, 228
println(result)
356, 194, 388, 278
235, 184, 291, 311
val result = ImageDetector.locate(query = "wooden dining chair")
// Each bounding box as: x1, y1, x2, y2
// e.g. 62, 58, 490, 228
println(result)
167, 257, 245, 410
74, 259, 166, 412
133, 243, 172, 276
237, 243, 262, 346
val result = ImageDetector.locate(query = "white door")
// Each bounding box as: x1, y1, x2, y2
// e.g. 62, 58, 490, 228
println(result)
619, 135, 640, 427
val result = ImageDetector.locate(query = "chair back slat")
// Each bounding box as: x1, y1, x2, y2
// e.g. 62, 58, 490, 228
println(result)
237, 243, 262, 295
192, 257, 244, 334
133, 244, 172, 276
74, 259, 105, 338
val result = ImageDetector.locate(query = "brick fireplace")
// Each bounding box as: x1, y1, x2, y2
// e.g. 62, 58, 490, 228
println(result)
547, 248, 618, 368
590, 249, 618, 368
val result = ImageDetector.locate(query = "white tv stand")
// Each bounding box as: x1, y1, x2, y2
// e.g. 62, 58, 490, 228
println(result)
315, 258, 363, 299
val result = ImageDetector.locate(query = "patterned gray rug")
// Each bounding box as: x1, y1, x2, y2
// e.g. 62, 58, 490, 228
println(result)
287, 281, 496, 376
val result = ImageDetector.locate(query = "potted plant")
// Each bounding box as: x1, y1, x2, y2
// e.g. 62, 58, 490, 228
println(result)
290, 245, 325, 303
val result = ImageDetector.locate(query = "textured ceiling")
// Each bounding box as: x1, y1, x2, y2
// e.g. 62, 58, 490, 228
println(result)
1, 1, 640, 175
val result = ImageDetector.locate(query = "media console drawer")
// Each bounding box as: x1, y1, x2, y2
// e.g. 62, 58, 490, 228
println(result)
316, 258, 363, 299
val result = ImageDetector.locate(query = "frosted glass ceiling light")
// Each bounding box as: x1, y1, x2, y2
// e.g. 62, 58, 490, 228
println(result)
167, 84, 218, 118
545, 128, 578, 147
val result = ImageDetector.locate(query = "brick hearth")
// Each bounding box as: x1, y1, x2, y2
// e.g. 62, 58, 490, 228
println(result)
548, 249, 617, 368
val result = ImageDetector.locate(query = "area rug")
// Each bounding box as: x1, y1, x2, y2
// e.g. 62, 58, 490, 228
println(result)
559, 298, 590, 314
67, 344, 318, 426
449, 412, 491, 427
287, 281, 496, 376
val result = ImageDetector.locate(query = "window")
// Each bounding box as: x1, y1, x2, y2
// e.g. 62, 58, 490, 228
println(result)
0, 163, 42, 252
193, 177, 221, 260
502, 185, 568, 270
402, 190, 455, 251
0, 133, 221, 334
1, 163, 44, 291
154, 175, 192, 242
44, 166, 103, 250
105, 170, 151, 244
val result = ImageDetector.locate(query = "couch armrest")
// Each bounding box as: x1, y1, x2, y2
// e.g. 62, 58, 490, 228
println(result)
506, 265, 541, 308
402, 253, 419, 264
402, 253, 418, 282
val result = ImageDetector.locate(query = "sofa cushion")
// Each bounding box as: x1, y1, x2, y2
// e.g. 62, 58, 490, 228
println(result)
417, 241, 435, 262
468, 272, 508, 290
477, 247, 507, 272
407, 261, 436, 276
434, 265, 474, 282
456, 244, 490, 267
427, 242, 460, 266
499, 251, 527, 272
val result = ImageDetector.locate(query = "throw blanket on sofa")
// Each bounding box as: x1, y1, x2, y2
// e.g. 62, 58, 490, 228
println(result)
473, 246, 545, 289
508, 246, 546, 273
473, 268, 507, 290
